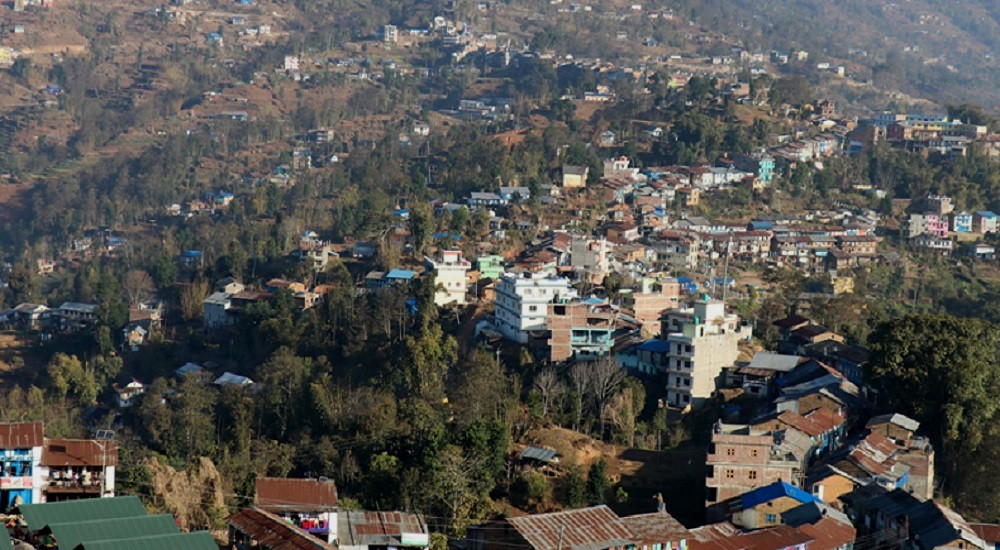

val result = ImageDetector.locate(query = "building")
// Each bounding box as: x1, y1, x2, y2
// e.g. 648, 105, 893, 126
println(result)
476, 255, 505, 280
55, 303, 98, 331
383, 24, 398, 43
660, 299, 750, 410
255, 477, 339, 544
547, 299, 616, 362
229, 507, 338, 550
705, 422, 811, 507
495, 272, 576, 344
952, 212, 973, 233
626, 278, 681, 337
562, 165, 589, 188
468, 505, 690, 550
0, 422, 44, 508
709, 480, 822, 529
570, 235, 612, 283
603, 156, 638, 179
203, 292, 236, 328
338, 510, 429, 550
907, 213, 950, 238
426, 251, 471, 306
42, 438, 117, 501
973, 211, 999, 234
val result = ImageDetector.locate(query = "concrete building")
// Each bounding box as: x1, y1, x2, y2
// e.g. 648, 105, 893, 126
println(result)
907, 212, 950, 238
626, 278, 681, 337
0, 423, 44, 508
561, 165, 589, 188
705, 422, 811, 507
660, 299, 749, 410
570, 235, 612, 284
495, 272, 576, 344
383, 24, 398, 43
547, 299, 616, 362
426, 251, 471, 306
42, 438, 117, 501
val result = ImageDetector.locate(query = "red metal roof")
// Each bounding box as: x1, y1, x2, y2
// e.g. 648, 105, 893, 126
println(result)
797, 518, 856, 550
229, 508, 336, 550
970, 523, 1000, 543
507, 506, 634, 550
620, 512, 690, 548
42, 439, 119, 467
0, 422, 43, 448
255, 477, 338, 511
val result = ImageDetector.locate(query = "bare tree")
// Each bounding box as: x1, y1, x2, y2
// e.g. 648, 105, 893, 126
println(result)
568, 363, 589, 432
588, 357, 627, 440
122, 269, 154, 307
533, 367, 563, 418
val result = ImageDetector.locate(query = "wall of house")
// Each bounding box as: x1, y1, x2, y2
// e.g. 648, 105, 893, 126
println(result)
811, 473, 856, 505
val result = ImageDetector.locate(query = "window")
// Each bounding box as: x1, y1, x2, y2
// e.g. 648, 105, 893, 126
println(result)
725, 469, 735, 479
528, 305, 538, 312
765, 514, 777, 523
683, 394, 690, 403
726, 448, 735, 457
684, 378, 691, 387
748, 471, 758, 480
750, 449, 759, 458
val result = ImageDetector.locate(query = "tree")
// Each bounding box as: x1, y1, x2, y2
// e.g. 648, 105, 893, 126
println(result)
564, 465, 586, 508
866, 314, 1000, 486
587, 358, 627, 439
122, 270, 154, 307
409, 203, 434, 257
533, 368, 563, 418
568, 363, 589, 431
449, 348, 511, 426
46, 353, 98, 405
180, 280, 210, 322
586, 459, 609, 505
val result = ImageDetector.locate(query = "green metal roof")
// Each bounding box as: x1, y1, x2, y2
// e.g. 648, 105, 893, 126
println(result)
47, 514, 179, 549
20, 496, 147, 531
77, 531, 218, 550
3, 529, 11, 550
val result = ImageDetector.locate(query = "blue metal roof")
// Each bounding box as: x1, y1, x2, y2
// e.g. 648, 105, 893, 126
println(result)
385, 269, 416, 280
749, 221, 773, 230
583, 296, 604, 305
739, 481, 820, 510
638, 339, 671, 353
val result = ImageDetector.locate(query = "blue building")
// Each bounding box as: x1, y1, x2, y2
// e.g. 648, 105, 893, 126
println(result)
0, 422, 44, 508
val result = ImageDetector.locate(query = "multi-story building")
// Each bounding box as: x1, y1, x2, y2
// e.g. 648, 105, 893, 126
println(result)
383, 24, 398, 43
570, 236, 612, 284
0, 422, 44, 507
660, 299, 750, 410
924, 194, 954, 215
973, 211, 999, 234
476, 255, 505, 280
705, 422, 811, 507
495, 272, 576, 344
255, 477, 339, 544
951, 212, 973, 233
426, 251, 471, 306
547, 299, 616, 362
42, 438, 117, 502
626, 277, 681, 337
561, 165, 589, 188
907, 213, 950, 238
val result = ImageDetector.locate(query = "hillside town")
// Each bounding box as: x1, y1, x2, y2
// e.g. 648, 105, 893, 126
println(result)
0, 0, 996, 548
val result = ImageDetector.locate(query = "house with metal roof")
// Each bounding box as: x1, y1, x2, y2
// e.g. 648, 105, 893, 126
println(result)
19, 496, 146, 532
78, 531, 217, 549
229, 507, 337, 550
0, 422, 44, 508
470, 505, 633, 550
44, 514, 179, 549
255, 477, 339, 543
337, 510, 429, 550
708, 480, 821, 530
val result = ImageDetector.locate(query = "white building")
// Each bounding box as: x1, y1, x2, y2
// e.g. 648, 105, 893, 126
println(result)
660, 299, 750, 410
426, 251, 471, 306
203, 292, 235, 328
383, 24, 398, 43
495, 272, 576, 344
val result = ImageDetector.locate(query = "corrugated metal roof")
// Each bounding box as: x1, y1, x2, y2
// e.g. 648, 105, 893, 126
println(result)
47, 514, 178, 548
229, 508, 337, 550
0, 422, 44, 449
255, 477, 338, 511
619, 512, 689, 547
20, 496, 147, 531
748, 352, 803, 373
795, 517, 855, 550
519, 446, 559, 463
507, 506, 634, 550
339, 510, 428, 547
43, 439, 119, 467
78, 531, 217, 550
